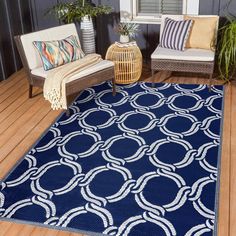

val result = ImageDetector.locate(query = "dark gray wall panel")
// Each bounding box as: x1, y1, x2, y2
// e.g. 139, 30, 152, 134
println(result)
7, 0, 25, 69
146, 24, 160, 59
0, 51, 6, 81
0, 0, 17, 80
0, 0, 33, 81
198, 0, 233, 15
136, 24, 149, 57
20, 0, 34, 33
95, 0, 120, 56
31, 0, 59, 31
219, 0, 236, 16
200, 0, 215, 15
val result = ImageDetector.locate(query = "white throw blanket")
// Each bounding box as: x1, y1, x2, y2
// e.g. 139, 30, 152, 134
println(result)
44, 54, 102, 110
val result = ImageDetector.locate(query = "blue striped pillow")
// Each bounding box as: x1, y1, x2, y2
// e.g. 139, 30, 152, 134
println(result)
160, 18, 193, 51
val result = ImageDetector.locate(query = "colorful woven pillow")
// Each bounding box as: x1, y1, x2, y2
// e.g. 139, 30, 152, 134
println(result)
160, 18, 193, 51
33, 35, 85, 71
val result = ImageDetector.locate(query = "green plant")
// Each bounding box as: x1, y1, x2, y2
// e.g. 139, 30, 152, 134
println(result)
48, 0, 112, 23
217, 17, 236, 81
115, 22, 140, 38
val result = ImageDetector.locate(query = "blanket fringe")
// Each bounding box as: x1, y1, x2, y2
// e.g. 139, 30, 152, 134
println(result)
44, 54, 102, 110
45, 89, 64, 110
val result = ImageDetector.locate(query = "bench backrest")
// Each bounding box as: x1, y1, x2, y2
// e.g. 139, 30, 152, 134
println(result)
20, 24, 80, 70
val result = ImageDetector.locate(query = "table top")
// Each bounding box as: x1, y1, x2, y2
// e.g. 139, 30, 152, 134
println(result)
113, 41, 138, 48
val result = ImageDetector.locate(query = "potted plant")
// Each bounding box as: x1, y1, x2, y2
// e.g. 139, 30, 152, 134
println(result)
217, 16, 236, 81
48, 0, 112, 54
115, 22, 140, 43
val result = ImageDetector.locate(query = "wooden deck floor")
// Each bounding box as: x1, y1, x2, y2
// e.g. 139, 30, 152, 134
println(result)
0, 69, 235, 236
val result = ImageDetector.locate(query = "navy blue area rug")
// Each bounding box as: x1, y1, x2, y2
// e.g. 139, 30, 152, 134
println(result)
0, 82, 224, 236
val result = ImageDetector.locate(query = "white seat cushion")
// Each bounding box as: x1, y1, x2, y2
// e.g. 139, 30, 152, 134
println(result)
151, 46, 215, 62
31, 60, 114, 81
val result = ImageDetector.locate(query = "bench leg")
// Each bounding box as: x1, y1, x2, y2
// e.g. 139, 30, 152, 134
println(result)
208, 74, 213, 92
66, 109, 70, 117
29, 84, 33, 98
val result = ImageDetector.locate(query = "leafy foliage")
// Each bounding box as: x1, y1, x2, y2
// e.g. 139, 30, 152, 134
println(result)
115, 22, 140, 38
48, 0, 112, 23
217, 17, 236, 81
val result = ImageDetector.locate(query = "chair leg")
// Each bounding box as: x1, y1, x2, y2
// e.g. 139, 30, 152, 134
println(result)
112, 78, 116, 96
66, 109, 70, 117
152, 70, 155, 87
65, 94, 74, 117
29, 84, 33, 98
208, 74, 213, 92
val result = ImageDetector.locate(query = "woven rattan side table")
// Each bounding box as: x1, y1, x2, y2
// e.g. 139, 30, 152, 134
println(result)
105, 42, 142, 84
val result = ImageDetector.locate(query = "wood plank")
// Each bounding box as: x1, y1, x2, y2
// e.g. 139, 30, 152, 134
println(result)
41, 229, 59, 236
17, 224, 35, 236
230, 81, 236, 236
2, 222, 24, 236
0, 77, 27, 104
69, 233, 84, 236
0, 221, 85, 236
43, 228, 84, 236
217, 84, 231, 236
0, 78, 32, 113
29, 226, 50, 236
0, 221, 12, 236
57, 231, 74, 236
0, 108, 61, 179
0, 97, 47, 138
0, 70, 25, 90
0, 92, 42, 132
57, 231, 72, 236
0, 88, 41, 123
0, 99, 52, 163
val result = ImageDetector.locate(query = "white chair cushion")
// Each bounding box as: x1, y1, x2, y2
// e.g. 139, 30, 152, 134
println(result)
31, 60, 114, 81
20, 24, 80, 70
151, 46, 215, 62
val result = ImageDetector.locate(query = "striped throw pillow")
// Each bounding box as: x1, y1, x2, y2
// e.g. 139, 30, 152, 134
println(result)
160, 18, 193, 51
33, 35, 85, 71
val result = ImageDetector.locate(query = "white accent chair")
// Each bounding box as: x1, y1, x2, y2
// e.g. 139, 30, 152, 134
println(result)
151, 15, 219, 86
15, 23, 116, 110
